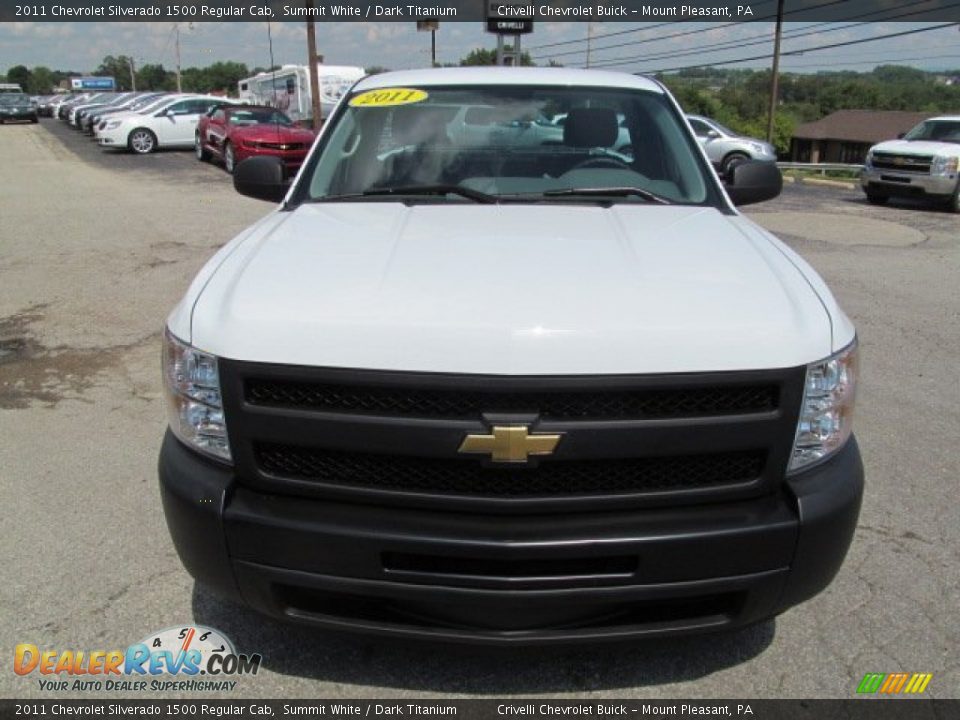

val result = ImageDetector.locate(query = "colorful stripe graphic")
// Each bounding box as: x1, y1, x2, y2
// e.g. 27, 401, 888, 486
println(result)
857, 672, 932, 694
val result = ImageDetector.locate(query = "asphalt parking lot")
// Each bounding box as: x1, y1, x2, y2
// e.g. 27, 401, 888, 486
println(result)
1, 119, 957, 700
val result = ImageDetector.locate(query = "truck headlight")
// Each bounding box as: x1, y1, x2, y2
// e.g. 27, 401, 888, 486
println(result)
789, 340, 858, 473
162, 329, 231, 463
931, 155, 958, 176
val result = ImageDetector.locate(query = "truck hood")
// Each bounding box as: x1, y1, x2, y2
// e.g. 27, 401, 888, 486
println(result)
870, 139, 960, 157
189, 203, 833, 374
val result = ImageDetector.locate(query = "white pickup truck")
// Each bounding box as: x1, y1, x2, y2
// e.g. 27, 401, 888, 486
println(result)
160, 68, 862, 643
861, 115, 960, 212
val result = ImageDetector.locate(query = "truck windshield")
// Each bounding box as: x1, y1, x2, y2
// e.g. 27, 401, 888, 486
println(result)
305, 84, 711, 205
903, 120, 960, 144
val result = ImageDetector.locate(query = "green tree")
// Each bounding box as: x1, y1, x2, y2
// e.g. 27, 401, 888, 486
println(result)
6, 65, 32, 90
95, 55, 135, 91
203, 61, 249, 93
28, 66, 55, 94
460, 48, 533, 66
137, 64, 173, 91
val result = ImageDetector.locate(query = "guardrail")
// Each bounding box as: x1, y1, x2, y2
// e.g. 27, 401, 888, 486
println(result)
776, 162, 864, 173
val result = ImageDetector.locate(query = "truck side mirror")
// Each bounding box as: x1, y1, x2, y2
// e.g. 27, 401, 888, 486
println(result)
725, 160, 782, 206
234, 156, 288, 202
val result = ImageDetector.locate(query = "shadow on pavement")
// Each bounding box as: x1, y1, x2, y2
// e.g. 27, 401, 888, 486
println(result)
841, 194, 952, 214
192, 584, 775, 693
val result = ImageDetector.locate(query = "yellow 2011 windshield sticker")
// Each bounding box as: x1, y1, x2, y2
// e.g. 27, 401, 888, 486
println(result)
349, 88, 429, 108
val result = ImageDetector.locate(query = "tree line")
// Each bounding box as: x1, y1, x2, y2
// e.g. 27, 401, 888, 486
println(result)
660, 65, 960, 154
2, 57, 258, 95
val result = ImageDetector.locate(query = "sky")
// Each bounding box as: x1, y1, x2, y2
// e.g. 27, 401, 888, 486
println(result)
2, 21, 959, 77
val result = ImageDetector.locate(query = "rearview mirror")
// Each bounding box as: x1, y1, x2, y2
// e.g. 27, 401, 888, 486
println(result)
725, 160, 782, 206
234, 156, 288, 202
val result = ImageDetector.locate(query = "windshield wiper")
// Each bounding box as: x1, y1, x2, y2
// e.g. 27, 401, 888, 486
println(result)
541, 186, 672, 205
316, 185, 498, 204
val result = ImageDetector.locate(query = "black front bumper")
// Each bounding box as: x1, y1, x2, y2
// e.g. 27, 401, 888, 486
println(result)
159, 430, 863, 644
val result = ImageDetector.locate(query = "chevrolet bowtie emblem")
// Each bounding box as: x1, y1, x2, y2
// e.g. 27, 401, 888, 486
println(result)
458, 426, 563, 463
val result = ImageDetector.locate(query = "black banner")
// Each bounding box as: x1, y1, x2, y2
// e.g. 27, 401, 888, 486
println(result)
4, 0, 960, 23
1, 700, 958, 719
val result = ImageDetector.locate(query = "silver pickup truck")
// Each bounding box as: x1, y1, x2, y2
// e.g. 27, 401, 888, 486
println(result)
861, 116, 960, 213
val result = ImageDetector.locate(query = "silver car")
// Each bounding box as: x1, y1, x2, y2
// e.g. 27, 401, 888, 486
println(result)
687, 115, 777, 176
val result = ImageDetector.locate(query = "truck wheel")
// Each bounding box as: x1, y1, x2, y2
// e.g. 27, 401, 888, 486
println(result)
128, 128, 157, 154
865, 192, 888, 206
721, 152, 750, 178
223, 142, 236, 174
949, 182, 960, 214
195, 133, 210, 162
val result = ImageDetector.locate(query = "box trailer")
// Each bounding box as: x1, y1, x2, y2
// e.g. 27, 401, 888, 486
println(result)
237, 64, 365, 125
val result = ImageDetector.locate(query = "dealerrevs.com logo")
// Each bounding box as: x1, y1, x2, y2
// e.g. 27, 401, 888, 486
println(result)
14, 625, 261, 692
856, 672, 933, 695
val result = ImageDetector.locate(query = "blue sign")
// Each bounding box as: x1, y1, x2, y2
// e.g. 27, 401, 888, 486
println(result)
71, 77, 116, 90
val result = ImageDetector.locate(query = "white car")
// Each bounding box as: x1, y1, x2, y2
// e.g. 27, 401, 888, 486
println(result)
159, 67, 862, 643
97, 95, 226, 154
861, 115, 960, 212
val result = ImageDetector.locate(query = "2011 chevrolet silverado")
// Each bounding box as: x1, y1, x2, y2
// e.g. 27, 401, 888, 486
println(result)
159, 68, 863, 644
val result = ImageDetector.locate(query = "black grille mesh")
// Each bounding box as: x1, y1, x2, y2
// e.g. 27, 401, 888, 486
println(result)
246, 380, 778, 420
871, 153, 933, 172
255, 444, 765, 498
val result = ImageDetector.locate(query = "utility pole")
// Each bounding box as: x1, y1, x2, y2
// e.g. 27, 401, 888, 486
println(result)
765, 0, 784, 144
586, 22, 593, 68
431, 26, 437, 66
174, 23, 182, 93
129, 56, 136, 91
306, 4, 322, 131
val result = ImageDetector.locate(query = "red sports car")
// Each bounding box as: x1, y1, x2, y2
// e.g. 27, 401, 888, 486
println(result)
195, 105, 316, 174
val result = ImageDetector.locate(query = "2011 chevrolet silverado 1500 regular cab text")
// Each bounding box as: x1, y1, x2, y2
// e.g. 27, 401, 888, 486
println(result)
159, 68, 863, 644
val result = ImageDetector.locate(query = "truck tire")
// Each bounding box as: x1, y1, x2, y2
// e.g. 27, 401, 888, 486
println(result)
128, 128, 157, 155
865, 192, 888, 206
949, 182, 960, 214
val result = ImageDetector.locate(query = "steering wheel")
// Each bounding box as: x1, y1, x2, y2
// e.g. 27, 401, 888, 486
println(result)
568, 156, 633, 171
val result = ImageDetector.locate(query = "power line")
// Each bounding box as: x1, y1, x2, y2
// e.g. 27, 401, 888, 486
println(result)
584, 22, 857, 69
526, 1, 779, 52
531, 0, 847, 60
527, 21, 675, 53
578, 0, 954, 70
779, 53, 960, 69
642, 22, 960, 75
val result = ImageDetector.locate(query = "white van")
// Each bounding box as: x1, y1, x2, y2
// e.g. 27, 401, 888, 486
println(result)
237, 64, 365, 125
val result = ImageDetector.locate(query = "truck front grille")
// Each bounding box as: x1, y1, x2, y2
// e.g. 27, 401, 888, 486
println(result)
246, 379, 778, 420
220, 361, 804, 512
255, 444, 766, 498
871, 153, 933, 173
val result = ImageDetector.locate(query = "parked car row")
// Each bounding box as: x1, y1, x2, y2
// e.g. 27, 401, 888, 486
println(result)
44, 90, 318, 173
